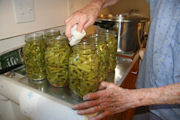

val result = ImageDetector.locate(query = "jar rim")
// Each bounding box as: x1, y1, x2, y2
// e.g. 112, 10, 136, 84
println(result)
100, 29, 116, 34
86, 34, 106, 43
44, 27, 60, 35
45, 35, 68, 45
25, 32, 43, 41
72, 40, 97, 50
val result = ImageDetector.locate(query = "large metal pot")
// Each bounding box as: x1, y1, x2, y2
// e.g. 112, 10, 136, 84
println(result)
95, 14, 149, 54
115, 15, 148, 53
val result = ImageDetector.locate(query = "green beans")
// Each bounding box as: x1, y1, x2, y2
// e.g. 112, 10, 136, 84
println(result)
23, 34, 46, 80
45, 36, 70, 87
69, 42, 100, 98
97, 41, 109, 81
104, 32, 117, 72
87, 34, 109, 82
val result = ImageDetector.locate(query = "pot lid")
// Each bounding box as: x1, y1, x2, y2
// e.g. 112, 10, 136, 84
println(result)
116, 14, 149, 22
97, 13, 149, 23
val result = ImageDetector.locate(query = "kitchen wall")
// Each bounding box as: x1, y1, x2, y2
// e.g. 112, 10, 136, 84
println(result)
70, 0, 150, 17
0, 0, 149, 40
104, 0, 150, 17
0, 0, 69, 40
69, 0, 150, 35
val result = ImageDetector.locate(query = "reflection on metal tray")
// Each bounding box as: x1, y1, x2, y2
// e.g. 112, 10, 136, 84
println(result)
4, 56, 135, 105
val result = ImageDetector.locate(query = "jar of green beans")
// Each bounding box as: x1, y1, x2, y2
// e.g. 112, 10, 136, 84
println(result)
87, 34, 109, 82
44, 28, 61, 39
23, 32, 46, 81
45, 36, 70, 87
69, 40, 100, 98
101, 30, 117, 72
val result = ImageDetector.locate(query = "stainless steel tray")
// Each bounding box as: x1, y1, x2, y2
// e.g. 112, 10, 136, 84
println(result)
3, 55, 137, 105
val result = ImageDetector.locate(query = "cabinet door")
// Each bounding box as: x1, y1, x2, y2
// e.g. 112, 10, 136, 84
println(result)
0, 95, 29, 120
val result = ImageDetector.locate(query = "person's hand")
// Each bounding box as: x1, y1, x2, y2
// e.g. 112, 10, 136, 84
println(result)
65, 2, 101, 39
72, 82, 139, 120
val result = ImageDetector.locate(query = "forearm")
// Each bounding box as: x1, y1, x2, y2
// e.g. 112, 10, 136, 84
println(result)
134, 83, 180, 107
89, 0, 119, 11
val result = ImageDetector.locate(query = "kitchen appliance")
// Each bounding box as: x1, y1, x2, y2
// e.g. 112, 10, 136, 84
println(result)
95, 14, 149, 54
0, 48, 23, 74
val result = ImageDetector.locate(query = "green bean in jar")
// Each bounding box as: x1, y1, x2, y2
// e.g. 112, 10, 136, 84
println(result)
101, 30, 117, 72
23, 32, 46, 80
69, 40, 100, 98
45, 36, 70, 87
87, 34, 109, 82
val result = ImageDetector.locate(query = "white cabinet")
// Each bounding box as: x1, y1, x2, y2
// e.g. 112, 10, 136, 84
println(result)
0, 76, 84, 120
0, 95, 29, 120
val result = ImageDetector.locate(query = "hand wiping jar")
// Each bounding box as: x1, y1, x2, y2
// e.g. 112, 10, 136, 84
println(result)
69, 24, 86, 46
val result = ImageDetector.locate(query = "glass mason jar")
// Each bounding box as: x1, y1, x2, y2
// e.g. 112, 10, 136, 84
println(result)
100, 30, 117, 72
23, 32, 46, 81
87, 34, 109, 82
44, 28, 61, 40
45, 36, 70, 87
69, 40, 100, 98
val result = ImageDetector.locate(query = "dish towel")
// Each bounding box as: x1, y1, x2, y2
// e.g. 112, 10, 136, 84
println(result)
69, 24, 86, 46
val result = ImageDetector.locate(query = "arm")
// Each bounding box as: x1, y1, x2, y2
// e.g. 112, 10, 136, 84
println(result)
92, 0, 119, 9
136, 83, 180, 106
65, 0, 119, 39
72, 82, 180, 120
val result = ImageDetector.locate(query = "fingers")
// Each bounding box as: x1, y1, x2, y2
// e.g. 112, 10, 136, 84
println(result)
98, 81, 114, 90
72, 99, 101, 110
83, 90, 107, 100
76, 14, 88, 32
65, 12, 96, 39
84, 18, 95, 29
65, 12, 88, 39
77, 105, 106, 115
65, 20, 76, 39
65, 13, 80, 39
89, 111, 110, 120
98, 82, 108, 90
65, 15, 73, 23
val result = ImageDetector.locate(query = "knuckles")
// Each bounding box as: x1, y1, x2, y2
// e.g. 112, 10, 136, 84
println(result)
80, 14, 88, 20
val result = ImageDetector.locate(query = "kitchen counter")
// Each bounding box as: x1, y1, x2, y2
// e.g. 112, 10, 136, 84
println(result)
0, 54, 139, 107
0, 25, 140, 119
0, 53, 139, 120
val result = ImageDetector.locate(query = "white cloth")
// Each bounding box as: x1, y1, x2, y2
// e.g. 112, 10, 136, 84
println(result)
69, 24, 86, 46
